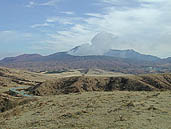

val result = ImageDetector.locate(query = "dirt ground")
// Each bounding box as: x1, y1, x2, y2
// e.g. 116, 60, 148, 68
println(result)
0, 91, 171, 129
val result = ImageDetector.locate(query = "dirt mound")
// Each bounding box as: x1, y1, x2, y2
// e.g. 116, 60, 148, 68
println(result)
29, 74, 171, 96
0, 94, 36, 113
0, 67, 55, 89
0, 95, 16, 112
140, 74, 171, 90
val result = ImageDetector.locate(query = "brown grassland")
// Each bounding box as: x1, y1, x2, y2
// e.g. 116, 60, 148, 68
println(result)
0, 67, 171, 129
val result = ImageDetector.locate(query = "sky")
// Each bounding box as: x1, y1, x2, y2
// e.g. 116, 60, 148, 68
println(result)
0, 0, 171, 59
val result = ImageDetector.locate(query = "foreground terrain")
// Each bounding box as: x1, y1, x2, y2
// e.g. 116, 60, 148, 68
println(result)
0, 67, 171, 129
0, 91, 171, 129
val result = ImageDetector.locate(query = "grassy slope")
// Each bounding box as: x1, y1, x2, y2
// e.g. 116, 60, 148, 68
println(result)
0, 91, 171, 129
30, 73, 171, 96
0, 67, 171, 129
0, 67, 58, 94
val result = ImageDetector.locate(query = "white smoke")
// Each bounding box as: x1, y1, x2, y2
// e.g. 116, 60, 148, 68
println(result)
68, 32, 118, 56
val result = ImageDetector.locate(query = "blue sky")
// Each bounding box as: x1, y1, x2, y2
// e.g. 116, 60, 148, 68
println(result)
0, 0, 171, 59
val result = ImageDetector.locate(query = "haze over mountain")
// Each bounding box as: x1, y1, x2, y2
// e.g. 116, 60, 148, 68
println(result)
1, 0, 171, 59
0, 32, 171, 74
68, 32, 160, 61
0, 35, 168, 74
68, 32, 118, 56
104, 49, 160, 61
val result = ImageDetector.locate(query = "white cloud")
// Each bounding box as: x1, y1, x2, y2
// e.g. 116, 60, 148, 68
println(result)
46, 16, 83, 25
68, 32, 118, 56
42, 24, 96, 51
60, 11, 75, 15
26, 1, 36, 8
40, 0, 61, 6
85, 13, 104, 18
46, 17, 73, 25
76, 0, 171, 57
26, 0, 171, 57
31, 23, 51, 28
26, 0, 61, 8
140, 0, 167, 3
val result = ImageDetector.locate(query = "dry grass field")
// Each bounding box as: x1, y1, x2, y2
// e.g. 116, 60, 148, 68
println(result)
0, 67, 171, 129
0, 91, 171, 129
0, 67, 128, 94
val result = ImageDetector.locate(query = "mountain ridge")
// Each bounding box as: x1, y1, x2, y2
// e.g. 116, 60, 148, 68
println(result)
0, 48, 170, 74
0, 32, 170, 73
104, 49, 160, 61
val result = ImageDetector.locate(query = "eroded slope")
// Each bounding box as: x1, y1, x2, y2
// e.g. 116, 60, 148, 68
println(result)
29, 74, 171, 96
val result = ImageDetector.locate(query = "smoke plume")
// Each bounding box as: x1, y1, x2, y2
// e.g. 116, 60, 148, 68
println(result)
68, 32, 118, 56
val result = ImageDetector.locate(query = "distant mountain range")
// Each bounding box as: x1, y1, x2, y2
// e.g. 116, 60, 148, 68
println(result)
0, 32, 171, 74
104, 49, 160, 61
0, 48, 170, 74
69, 46, 160, 61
